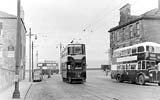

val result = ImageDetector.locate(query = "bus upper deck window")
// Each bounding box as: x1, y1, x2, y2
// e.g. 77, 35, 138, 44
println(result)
132, 48, 136, 54
138, 46, 144, 53
146, 46, 154, 52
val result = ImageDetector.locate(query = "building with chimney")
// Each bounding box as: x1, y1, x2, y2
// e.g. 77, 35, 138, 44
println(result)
0, 10, 26, 91
108, 2, 160, 64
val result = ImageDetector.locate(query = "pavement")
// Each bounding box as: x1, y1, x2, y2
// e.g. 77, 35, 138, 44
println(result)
0, 78, 32, 100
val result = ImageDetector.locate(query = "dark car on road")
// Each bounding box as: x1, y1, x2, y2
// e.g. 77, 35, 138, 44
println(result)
33, 69, 43, 82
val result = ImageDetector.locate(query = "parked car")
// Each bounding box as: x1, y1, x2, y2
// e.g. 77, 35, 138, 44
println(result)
33, 69, 43, 82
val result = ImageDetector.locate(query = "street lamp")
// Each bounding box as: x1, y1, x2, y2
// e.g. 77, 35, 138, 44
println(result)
56, 42, 62, 74
26, 28, 37, 82
31, 37, 37, 81
12, 0, 21, 98
27, 31, 46, 81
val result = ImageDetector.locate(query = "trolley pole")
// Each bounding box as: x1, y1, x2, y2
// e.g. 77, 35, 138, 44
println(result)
12, 0, 21, 98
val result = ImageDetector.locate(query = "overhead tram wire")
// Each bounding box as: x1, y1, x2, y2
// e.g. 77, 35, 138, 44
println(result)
71, 1, 127, 43
73, 0, 128, 43
82, 0, 138, 34
81, 0, 127, 32
72, 0, 138, 43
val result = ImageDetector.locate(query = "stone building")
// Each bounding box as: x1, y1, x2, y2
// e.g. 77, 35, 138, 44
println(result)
0, 11, 26, 91
108, 2, 160, 64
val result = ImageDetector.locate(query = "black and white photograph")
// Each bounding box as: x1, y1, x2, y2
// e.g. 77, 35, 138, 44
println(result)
0, 0, 160, 100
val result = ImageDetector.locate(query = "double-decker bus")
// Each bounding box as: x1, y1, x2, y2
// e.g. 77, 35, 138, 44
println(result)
111, 42, 160, 85
61, 44, 86, 83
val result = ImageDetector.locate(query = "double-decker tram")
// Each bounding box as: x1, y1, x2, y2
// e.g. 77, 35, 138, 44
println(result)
61, 44, 86, 83
111, 42, 160, 85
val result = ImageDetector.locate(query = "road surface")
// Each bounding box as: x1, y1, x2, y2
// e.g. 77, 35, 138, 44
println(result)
25, 70, 160, 100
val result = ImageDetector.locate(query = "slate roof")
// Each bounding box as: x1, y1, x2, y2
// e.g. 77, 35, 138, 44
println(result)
142, 8, 160, 17
0, 11, 16, 18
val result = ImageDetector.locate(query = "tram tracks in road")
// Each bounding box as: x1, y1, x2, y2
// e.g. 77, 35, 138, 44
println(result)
80, 83, 120, 100
51, 73, 119, 100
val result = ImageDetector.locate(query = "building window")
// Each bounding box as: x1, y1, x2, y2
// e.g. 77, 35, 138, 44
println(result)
112, 32, 115, 41
119, 29, 124, 41
116, 31, 120, 42
136, 22, 140, 36
110, 33, 113, 42
114, 31, 117, 41
123, 28, 127, 40
0, 23, 2, 36
124, 27, 129, 40
122, 28, 125, 40
129, 25, 133, 38
0, 45, 2, 58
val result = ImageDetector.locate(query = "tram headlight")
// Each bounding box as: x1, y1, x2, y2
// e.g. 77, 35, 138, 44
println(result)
149, 73, 153, 77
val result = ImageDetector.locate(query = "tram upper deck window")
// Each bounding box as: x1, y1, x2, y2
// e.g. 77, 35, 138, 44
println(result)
68, 47, 73, 55
74, 46, 83, 54
68, 45, 83, 55
138, 46, 144, 53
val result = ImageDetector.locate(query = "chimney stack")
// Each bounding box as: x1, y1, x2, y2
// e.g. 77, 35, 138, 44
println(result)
119, 3, 131, 25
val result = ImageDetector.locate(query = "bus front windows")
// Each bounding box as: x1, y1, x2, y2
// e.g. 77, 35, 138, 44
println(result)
146, 61, 156, 69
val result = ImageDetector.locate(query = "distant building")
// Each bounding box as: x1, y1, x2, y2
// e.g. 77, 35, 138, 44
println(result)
0, 10, 26, 91
108, 1, 160, 64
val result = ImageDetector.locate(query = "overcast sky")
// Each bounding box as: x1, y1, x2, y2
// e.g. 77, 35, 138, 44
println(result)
0, 0, 158, 68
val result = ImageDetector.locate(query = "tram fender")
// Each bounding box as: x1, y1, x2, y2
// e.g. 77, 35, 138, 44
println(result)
137, 72, 150, 82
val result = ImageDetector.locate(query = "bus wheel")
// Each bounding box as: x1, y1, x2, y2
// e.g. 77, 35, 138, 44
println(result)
116, 75, 123, 82
138, 75, 145, 85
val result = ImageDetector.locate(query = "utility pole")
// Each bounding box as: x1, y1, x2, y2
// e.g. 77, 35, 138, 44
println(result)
13, 0, 21, 98
36, 50, 38, 68
29, 28, 31, 82
27, 28, 38, 82
32, 41, 34, 81
59, 43, 62, 74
